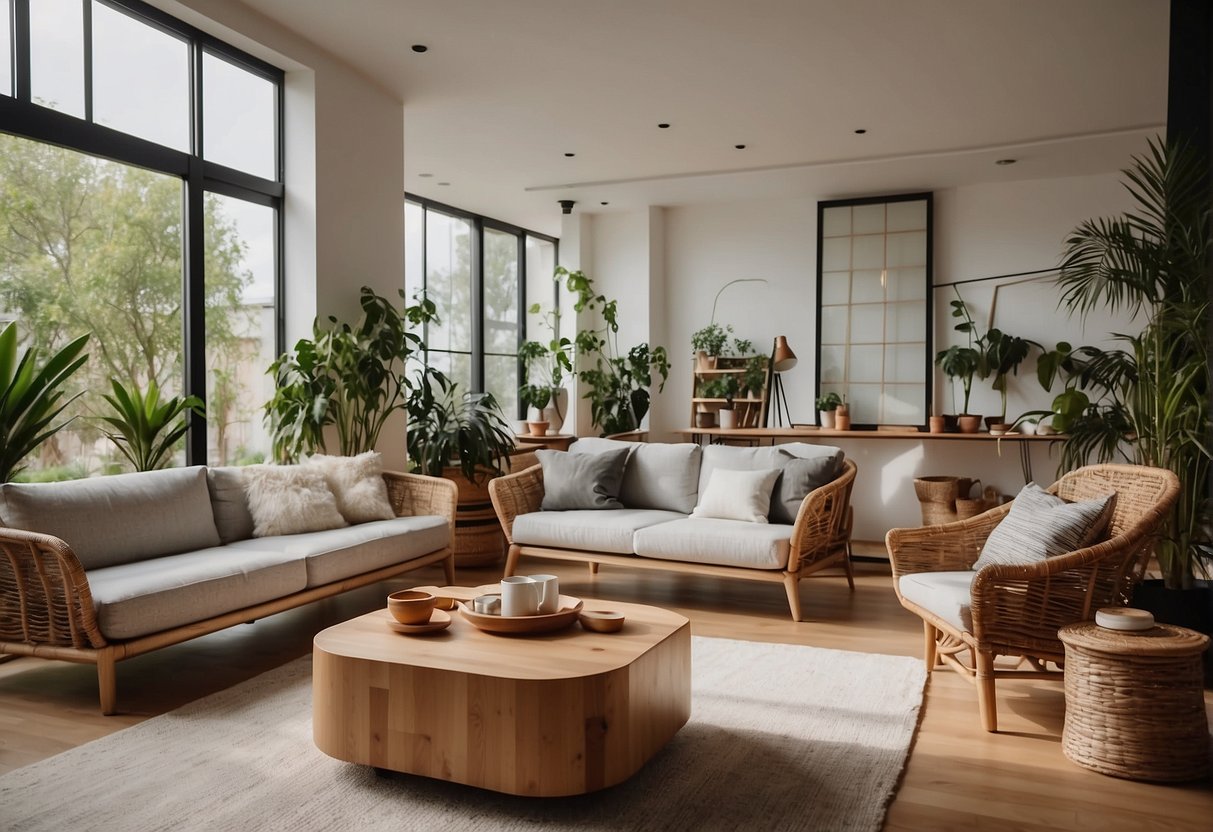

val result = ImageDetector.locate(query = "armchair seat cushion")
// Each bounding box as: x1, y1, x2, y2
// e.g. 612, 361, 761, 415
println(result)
633, 518, 794, 569
512, 509, 685, 554
897, 571, 976, 634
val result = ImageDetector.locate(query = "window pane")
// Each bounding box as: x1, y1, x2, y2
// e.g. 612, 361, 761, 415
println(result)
483, 229, 519, 354
0, 133, 184, 478
425, 211, 472, 353
203, 52, 275, 178
484, 354, 518, 422
30, 0, 85, 117
425, 350, 472, 395
525, 235, 555, 337
1, 1, 12, 97
405, 201, 424, 307
92, 2, 189, 150
204, 194, 275, 466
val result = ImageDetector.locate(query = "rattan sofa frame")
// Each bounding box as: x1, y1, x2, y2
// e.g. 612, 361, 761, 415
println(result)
0, 471, 458, 715
490, 459, 857, 621
886, 463, 1180, 732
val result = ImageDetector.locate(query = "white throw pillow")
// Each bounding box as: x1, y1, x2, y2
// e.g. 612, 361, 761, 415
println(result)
242, 464, 348, 538
691, 467, 782, 524
308, 452, 397, 523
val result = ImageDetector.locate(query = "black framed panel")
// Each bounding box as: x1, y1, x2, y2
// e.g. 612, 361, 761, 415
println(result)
815, 191, 933, 431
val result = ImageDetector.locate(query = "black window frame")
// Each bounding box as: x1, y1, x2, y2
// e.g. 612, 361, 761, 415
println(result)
405, 193, 558, 419
0, 0, 284, 464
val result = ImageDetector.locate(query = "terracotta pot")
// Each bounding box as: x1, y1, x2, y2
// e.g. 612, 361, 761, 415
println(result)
835, 414, 851, 430
928, 416, 946, 434
957, 414, 983, 433
527, 420, 549, 436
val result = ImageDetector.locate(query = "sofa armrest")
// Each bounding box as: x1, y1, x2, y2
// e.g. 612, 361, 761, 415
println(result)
885, 504, 1010, 581
788, 458, 857, 573
489, 464, 544, 545
0, 527, 107, 650
382, 471, 458, 529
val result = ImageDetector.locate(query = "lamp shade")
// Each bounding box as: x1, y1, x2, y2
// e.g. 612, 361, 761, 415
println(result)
771, 335, 797, 372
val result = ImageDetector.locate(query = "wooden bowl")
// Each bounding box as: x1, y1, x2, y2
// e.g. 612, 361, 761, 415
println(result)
460, 595, 583, 635
579, 610, 625, 633
387, 589, 436, 625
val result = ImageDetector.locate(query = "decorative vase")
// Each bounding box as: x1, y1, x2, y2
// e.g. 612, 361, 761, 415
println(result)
527, 420, 549, 437
928, 416, 946, 434
694, 410, 716, 429
719, 408, 738, 430
543, 387, 569, 435
819, 409, 836, 429
835, 413, 851, 430
957, 414, 983, 433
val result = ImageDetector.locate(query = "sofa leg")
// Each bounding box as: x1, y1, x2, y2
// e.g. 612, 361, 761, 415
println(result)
588, 562, 599, 576
782, 574, 802, 622
923, 621, 939, 671
97, 648, 118, 716
976, 650, 998, 732
503, 545, 521, 578
442, 553, 456, 586
842, 552, 855, 591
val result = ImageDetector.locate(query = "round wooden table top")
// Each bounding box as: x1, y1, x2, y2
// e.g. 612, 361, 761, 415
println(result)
1058, 621, 1210, 656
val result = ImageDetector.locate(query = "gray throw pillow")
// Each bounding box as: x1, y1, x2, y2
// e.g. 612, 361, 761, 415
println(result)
538, 447, 630, 511
974, 482, 1116, 570
770, 452, 843, 524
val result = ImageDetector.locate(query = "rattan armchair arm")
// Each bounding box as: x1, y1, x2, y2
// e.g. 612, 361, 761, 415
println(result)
788, 459, 857, 573
382, 471, 458, 527
0, 527, 107, 650
489, 464, 544, 545
886, 504, 1011, 580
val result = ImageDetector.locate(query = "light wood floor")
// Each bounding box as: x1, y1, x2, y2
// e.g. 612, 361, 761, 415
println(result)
1, 558, 1210, 829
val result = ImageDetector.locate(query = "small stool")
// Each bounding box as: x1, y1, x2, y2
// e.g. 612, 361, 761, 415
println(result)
1058, 621, 1210, 782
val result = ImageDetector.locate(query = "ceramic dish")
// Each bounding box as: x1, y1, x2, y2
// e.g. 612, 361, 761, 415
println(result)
459, 595, 583, 635
579, 610, 625, 633
385, 608, 451, 635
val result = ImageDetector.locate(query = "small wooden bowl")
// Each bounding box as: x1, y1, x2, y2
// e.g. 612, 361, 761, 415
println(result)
579, 610, 625, 633
387, 589, 436, 625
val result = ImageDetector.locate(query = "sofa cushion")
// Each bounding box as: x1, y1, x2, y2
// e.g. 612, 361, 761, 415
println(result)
87, 541, 307, 639
242, 464, 348, 537
571, 438, 701, 513
308, 452, 397, 523
0, 467, 221, 570
633, 518, 794, 569
537, 447, 629, 510
513, 508, 686, 555
697, 443, 843, 524
236, 515, 450, 588
692, 467, 781, 523
974, 483, 1116, 570
206, 466, 256, 544
897, 571, 976, 634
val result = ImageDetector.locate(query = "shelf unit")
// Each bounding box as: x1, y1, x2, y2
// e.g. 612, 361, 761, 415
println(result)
689, 356, 770, 429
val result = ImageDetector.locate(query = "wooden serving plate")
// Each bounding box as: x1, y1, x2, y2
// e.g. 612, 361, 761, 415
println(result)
459, 595, 583, 635
385, 608, 451, 635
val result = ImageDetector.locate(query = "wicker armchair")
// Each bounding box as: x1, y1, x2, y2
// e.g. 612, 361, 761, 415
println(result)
886, 464, 1180, 732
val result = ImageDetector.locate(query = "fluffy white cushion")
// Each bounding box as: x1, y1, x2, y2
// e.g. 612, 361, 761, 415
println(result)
242, 465, 348, 538
691, 468, 781, 524
308, 452, 397, 523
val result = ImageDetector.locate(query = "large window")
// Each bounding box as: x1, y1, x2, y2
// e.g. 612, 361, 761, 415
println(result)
0, 0, 283, 475
405, 196, 557, 419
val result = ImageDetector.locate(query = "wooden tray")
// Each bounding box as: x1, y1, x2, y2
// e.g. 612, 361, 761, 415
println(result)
459, 595, 583, 635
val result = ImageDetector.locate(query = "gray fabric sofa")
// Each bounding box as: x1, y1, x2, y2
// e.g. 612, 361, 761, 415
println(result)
0, 465, 457, 714
490, 440, 857, 620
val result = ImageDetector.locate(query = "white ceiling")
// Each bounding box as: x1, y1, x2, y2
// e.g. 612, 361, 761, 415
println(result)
235, 0, 1169, 235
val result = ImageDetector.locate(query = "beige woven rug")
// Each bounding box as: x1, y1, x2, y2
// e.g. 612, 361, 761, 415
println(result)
0, 637, 925, 832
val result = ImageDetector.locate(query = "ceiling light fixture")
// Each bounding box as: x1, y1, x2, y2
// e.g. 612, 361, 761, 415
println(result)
995, 158, 1017, 166
564, 152, 575, 157
600, 201, 609, 206
559, 200, 576, 215
437, 181, 450, 186
411, 44, 428, 53
418, 173, 433, 178
854, 128, 867, 134
658, 123, 670, 129
734, 144, 746, 149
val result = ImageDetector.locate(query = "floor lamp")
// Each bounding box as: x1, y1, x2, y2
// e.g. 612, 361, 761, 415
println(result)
766, 335, 797, 427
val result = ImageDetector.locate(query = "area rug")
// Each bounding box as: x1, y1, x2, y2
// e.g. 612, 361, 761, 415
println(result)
0, 637, 925, 832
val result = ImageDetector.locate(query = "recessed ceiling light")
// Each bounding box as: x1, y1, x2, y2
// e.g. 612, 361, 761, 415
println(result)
734, 144, 746, 150
854, 128, 867, 134
418, 173, 433, 178
658, 123, 670, 129
600, 201, 609, 206
411, 44, 428, 53
995, 158, 1017, 166
437, 181, 450, 186
564, 152, 575, 157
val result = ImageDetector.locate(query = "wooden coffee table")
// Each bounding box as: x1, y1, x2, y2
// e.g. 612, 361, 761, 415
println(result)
312, 586, 691, 796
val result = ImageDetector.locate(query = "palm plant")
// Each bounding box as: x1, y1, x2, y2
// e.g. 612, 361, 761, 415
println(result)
1056, 137, 1211, 588
100, 378, 205, 471
0, 323, 90, 483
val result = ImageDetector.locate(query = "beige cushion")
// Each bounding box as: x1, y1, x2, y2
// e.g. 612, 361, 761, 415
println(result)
633, 518, 793, 569
242, 464, 347, 537
238, 515, 450, 587
0, 467, 221, 570
692, 468, 781, 523
513, 508, 686, 555
974, 483, 1116, 570
571, 438, 701, 513
307, 452, 397, 523
897, 571, 976, 633
698, 443, 843, 524
87, 541, 307, 639
206, 467, 255, 544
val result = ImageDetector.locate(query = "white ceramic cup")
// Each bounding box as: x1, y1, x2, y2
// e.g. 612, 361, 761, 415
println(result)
529, 574, 560, 614
500, 576, 540, 617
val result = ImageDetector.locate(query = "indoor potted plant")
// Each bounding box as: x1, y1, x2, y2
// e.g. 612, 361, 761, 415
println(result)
934, 291, 985, 432
99, 378, 205, 472
815, 391, 842, 429
691, 322, 731, 370
717, 375, 741, 430
982, 328, 1040, 431
518, 297, 574, 434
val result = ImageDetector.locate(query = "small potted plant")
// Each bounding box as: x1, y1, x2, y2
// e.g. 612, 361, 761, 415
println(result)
741, 355, 767, 397
518, 298, 574, 433
691, 322, 732, 370
815, 391, 842, 429
982, 328, 1040, 431
934, 292, 986, 432
717, 375, 741, 430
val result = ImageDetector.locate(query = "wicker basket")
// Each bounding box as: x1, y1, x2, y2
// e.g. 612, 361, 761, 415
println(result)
914, 476, 959, 525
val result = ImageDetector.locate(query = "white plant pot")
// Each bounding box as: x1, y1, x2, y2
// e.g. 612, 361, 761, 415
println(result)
819, 409, 836, 429
718, 408, 738, 430
543, 387, 569, 435
526, 406, 544, 423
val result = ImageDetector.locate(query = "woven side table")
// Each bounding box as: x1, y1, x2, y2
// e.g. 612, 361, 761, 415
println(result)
1058, 621, 1210, 782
